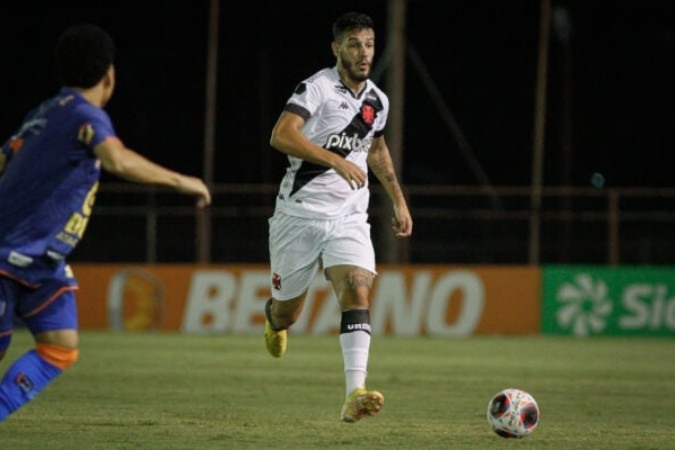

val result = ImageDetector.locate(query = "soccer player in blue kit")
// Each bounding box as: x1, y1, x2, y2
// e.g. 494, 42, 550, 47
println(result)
0, 24, 211, 422
264, 12, 413, 422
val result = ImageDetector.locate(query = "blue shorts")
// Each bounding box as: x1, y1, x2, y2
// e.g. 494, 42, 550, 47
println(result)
0, 276, 78, 351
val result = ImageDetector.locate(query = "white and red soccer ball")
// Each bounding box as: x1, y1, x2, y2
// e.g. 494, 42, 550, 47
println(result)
487, 388, 540, 438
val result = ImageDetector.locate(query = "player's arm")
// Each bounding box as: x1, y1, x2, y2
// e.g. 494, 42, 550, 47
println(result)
367, 135, 412, 237
270, 111, 366, 189
94, 137, 211, 207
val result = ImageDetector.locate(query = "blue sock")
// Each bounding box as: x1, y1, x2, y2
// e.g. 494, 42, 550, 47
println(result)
0, 350, 63, 422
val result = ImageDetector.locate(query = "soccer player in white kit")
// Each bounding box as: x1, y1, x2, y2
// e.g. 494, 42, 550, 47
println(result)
265, 11, 413, 423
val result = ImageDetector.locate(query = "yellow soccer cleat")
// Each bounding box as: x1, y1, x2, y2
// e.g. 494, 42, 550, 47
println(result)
264, 320, 287, 358
340, 387, 384, 423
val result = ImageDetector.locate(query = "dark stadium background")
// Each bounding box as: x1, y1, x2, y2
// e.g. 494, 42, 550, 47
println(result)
1, 0, 673, 264
3, 0, 672, 186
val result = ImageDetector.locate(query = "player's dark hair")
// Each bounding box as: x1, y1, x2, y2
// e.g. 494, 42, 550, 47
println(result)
332, 12, 374, 42
54, 24, 115, 88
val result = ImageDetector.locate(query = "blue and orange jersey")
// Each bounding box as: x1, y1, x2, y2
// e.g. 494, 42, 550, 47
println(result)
0, 87, 116, 287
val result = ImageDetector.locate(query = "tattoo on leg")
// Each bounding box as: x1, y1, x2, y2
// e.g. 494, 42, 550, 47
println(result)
348, 270, 374, 289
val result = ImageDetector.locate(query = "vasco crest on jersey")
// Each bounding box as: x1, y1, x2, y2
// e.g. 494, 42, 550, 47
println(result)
361, 104, 376, 126
359, 89, 383, 127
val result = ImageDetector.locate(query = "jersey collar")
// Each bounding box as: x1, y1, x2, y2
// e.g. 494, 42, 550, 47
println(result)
332, 66, 368, 100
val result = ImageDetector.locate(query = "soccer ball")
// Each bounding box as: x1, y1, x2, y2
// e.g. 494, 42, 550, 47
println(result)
487, 388, 540, 438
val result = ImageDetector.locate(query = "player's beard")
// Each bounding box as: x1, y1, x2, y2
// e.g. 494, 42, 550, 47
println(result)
343, 59, 370, 83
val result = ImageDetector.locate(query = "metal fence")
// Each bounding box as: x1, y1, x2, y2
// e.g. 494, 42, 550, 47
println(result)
72, 183, 675, 266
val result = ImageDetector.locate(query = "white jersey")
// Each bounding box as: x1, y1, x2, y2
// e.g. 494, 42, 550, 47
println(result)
274, 67, 389, 219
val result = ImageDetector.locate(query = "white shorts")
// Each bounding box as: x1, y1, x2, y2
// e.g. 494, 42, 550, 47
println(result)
268, 211, 376, 300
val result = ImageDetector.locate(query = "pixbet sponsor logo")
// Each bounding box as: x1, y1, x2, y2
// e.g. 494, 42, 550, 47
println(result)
326, 132, 371, 153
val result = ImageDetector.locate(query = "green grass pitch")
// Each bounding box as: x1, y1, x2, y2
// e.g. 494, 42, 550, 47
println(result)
1, 331, 674, 449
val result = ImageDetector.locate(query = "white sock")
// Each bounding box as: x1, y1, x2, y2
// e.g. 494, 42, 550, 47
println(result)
339, 330, 370, 397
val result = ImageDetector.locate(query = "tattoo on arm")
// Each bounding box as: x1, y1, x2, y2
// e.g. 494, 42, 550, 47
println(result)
370, 156, 401, 192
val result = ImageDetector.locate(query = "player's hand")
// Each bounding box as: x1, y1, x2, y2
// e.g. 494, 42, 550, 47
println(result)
177, 175, 212, 207
332, 159, 367, 190
392, 202, 412, 238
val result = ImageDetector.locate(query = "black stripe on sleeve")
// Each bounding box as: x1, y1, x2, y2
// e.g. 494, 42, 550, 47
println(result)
283, 103, 311, 121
